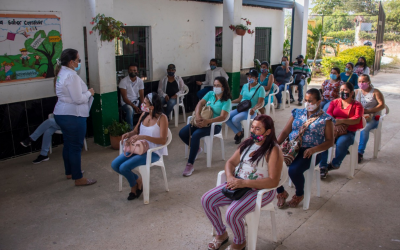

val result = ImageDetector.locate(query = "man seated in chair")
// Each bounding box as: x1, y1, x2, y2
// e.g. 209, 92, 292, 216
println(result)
289, 55, 311, 106
196, 58, 229, 100
119, 63, 145, 130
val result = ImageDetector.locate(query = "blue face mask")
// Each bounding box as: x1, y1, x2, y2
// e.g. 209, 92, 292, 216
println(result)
248, 78, 255, 84
261, 68, 268, 74
281, 61, 286, 66
167, 72, 174, 76
344, 68, 349, 72
210, 65, 217, 70
330, 74, 337, 80
75, 63, 81, 72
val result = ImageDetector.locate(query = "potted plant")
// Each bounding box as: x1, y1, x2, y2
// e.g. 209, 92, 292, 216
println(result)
229, 18, 255, 36
104, 120, 130, 150
90, 14, 133, 45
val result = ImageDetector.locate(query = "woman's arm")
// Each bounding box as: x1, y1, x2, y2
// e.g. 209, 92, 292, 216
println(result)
277, 116, 294, 144
204, 110, 229, 124
250, 97, 265, 115
67, 75, 91, 104
336, 103, 363, 125
225, 148, 242, 183
264, 75, 274, 92
364, 89, 385, 114
232, 95, 243, 103
121, 112, 145, 141
157, 78, 167, 98
303, 120, 334, 158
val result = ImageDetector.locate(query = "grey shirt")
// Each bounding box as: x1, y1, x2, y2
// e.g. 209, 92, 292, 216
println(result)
273, 66, 293, 85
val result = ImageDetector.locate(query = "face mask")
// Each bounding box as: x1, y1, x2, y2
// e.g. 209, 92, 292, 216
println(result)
213, 87, 222, 95
344, 68, 349, 72
75, 63, 81, 72
141, 103, 149, 113
340, 91, 350, 100
251, 132, 266, 143
330, 74, 337, 80
359, 82, 369, 90
304, 102, 319, 112
210, 65, 217, 70
261, 68, 268, 74
248, 78, 255, 84
358, 62, 364, 65
129, 72, 136, 78
167, 72, 174, 76
297, 60, 302, 64
281, 61, 286, 66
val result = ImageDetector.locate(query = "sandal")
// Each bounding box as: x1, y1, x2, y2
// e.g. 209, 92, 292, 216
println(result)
127, 192, 137, 200
287, 195, 304, 208
276, 190, 289, 209
74, 178, 97, 186
66, 170, 85, 179
208, 235, 229, 250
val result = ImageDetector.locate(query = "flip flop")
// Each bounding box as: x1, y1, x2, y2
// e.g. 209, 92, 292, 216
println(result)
67, 170, 85, 179
208, 235, 229, 250
75, 178, 97, 186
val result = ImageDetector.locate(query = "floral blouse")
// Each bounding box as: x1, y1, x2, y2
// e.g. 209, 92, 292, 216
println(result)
322, 79, 343, 101
289, 108, 335, 148
235, 144, 268, 181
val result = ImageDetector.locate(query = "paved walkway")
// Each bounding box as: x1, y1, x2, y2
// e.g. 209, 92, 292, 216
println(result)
1, 72, 399, 250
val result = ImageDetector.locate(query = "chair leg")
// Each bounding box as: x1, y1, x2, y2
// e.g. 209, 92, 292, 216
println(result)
174, 105, 179, 127
373, 131, 379, 158
349, 145, 356, 178
205, 137, 213, 168
315, 167, 321, 197
270, 210, 277, 242
160, 165, 169, 192
288, 178, 293, 188
246, 214, 259, 250
84, 138, 88, 151
271, 105, 275, 119
224, 124, 228, 138
118, 174, 123, 192
49, 135, 52, 154
182, 105, 186, 125
266, 103, 271, 116
303, 168, 313, 210
139, 166, 151, 204
185, 144, 188, 159
220, 138, 225, 160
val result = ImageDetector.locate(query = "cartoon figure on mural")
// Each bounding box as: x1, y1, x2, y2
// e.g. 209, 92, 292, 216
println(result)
34, 55, 41, 65
20, 48, 30, 65
1, 62, 15, 81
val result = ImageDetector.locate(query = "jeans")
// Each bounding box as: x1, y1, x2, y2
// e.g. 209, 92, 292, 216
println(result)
359, 119, 379, 154
275, 84, 289, 104
161, 97, 178, 118
289, 79, 305, 102
226, 109, 257, 135
179, 124, 221, 164
30, 118, 60, 156
54, 115, 87, 180
111, 152, 160, 187
121, 104, 135, 130
197, 86, 213, 99
277, 148, 321, 196
320, 131, 355, 168
320, 99, 331, 112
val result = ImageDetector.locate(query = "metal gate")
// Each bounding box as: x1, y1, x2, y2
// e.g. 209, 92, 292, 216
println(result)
254, 27, 271, 63
373, 2, 385, 75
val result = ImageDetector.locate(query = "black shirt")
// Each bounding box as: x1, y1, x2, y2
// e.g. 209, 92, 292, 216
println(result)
166, 80, 179, 98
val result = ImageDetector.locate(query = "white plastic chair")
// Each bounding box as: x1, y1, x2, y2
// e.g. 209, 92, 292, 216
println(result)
231, 103, 261, 140
370, 105, 389, 158
263, 84, 279, 118
118, 129, 172, 204
185, 113, 230, 168
212, 163, 288, 248
290, 76, 310, 104
48, 114, 87, 154
167, 84, 189, 127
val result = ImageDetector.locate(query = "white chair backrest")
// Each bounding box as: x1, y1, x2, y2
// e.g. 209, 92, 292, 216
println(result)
384, 104, 389, 116
362, 116, 367, 128
165, 128, 173, 147
270, 84, 279, 96
182, 84, 189, 95
278, 162, 289, 187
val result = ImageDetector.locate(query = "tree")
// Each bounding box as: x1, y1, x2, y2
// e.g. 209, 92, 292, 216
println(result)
311, 0, 343, 15
384, 0, 400, 33
24, 30, 63, 78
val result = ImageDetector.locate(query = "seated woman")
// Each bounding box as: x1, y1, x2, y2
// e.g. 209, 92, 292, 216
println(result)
258, 61, 275, 114
201, 115, 283, 250
227, 69, 265, 144
179, 76, 232, 177
319, 82, 364, 178
320, 67, 343, 112
354, 56, 370, 76
340, 62, 359, 89
355, 74, 385, 163
111, 92, 168, 200
273, 56, 293, 109
276, 89, 334, 208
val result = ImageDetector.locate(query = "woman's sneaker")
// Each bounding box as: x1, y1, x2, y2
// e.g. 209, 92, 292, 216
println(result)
182, 163, 194, 177
32, 155, 49, 164
358, 153, 363, 164
20, 137, 32, 147
320, 167, 328, 179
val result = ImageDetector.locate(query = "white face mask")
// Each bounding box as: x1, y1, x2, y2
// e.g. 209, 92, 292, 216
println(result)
213, 87, 222, 95
304, 101, 319, 111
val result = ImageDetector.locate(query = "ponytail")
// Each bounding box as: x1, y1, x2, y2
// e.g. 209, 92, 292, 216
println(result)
53, 48, 78, 90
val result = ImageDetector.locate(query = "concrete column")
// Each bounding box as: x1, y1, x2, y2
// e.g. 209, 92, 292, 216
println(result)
222, 0, 242, 99
85, 0, 119, 146
292, 0, 309, 59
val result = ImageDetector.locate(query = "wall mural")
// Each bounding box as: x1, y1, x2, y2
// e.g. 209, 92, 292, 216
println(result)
0, 13, 62, 82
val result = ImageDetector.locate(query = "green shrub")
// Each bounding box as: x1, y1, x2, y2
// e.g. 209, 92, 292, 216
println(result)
104, 120, 130, 137
359, 31, 400, 42
320, 46, 375, 77
326, 30, 355, 41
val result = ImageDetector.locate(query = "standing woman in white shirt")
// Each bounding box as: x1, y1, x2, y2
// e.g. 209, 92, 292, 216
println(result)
53, 49, 97, 186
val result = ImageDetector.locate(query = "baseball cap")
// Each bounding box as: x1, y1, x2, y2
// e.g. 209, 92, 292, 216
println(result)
167, 64, 176, 70
296, 55, 304, 59
246, 69, 258, 78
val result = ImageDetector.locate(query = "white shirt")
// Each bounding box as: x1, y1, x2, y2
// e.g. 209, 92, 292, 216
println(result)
119, 76, 144, 106
202, 67, 229, 87
53, 66, 92, 117
157, 75, 185, 98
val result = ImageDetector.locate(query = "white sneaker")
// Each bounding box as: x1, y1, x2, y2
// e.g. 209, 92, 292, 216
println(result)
182, 163, 194, 177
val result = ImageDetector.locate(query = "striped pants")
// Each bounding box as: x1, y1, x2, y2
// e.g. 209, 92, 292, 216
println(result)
201, 183, 276, 244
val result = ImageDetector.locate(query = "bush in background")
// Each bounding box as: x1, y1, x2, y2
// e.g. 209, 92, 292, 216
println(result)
360, 31, 400, 42
326, 30, 355, 41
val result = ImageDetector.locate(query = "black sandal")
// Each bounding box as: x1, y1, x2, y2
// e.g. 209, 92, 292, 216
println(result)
127, 192, 137, 200
136, 187, 143, 198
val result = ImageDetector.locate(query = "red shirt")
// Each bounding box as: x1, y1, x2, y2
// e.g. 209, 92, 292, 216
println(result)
327, 99, 364, 132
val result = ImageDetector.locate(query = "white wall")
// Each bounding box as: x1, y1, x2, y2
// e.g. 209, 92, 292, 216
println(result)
0, 0, 87, 105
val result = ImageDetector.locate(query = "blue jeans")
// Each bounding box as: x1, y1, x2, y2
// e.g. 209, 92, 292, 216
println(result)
121, 104, 136, 130
30, 118, 60, 156
54, 115, 87, 180
226, 109, 257, 135
320, 99, 331, 112
161, 97, 178, 118
197, 86, 213, 99
111, 152, 160, 187
320, 131, 355, 168
179, 124, 221, 164
275, 84, 289, 104
359, 119, 379, 154
289, 79, 305, 102
277, 148, 321, 196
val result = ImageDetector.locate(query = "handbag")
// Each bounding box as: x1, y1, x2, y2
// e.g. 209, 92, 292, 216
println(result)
237, 85, 262, 113
222, 146, 252, 200
190, 105, 213, 127
123, 138, 149, 157
281, 110, 323, 166
333, 102, 354, 138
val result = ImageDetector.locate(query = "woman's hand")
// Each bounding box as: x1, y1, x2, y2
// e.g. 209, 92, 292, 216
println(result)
196, 118, 204, 128
226, 177, 246, 190
130, 135, 143, 143
303, 147, 317, 159
249, 108, 255, 116
121, 132, 131, 142
88, 88, 95, 96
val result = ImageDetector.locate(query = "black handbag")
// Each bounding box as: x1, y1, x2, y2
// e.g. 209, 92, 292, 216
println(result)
222, 146, 252, 200
236, 85, 262, 113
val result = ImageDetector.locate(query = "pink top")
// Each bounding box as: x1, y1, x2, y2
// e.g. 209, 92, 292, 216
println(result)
327, 99, 364, 132
322, 80, 343, 101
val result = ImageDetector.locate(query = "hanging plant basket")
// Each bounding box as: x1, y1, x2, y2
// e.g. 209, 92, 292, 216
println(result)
236, 28, 246, 36
229, 18, 255, 36
90, 14, 132, 45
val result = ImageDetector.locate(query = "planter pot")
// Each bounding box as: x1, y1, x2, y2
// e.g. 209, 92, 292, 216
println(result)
236, 28, 246, 36
110, 135, 122, 150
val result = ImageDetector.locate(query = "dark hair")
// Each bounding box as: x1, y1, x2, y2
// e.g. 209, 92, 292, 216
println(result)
261, 61, 269, 67
306, 88, 321, 101
358, 56, 367, 70
331, 67, 341, 81
239, 115, 277, 164
138, 92, 163, 134
54, 48, 78, 88
282, 56, 288, 61
346, 62, 355, 70
359, 73, 371, 83
214, 76, 232, 102
210, 58, 218, 64
128, 63, 138, 70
